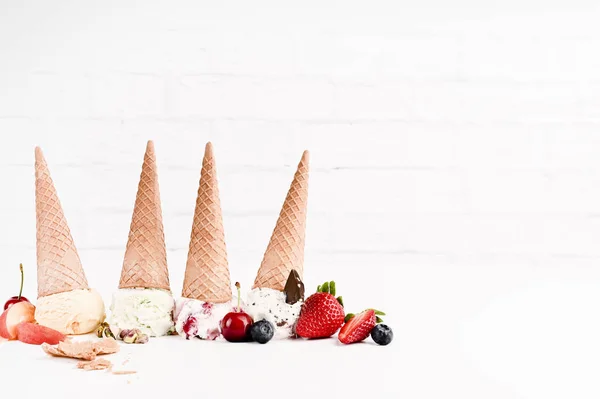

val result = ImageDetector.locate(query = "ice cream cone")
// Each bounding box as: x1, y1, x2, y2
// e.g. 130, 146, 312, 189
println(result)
35, 147, 89, 298
118, 140, 170, 291
182, 142, 231, 303
253, 150, 309, 291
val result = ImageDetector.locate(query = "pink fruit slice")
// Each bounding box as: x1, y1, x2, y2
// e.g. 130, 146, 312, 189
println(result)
0, 301, 36, 340
0, 312, 8, 339
16, 322, 66, 345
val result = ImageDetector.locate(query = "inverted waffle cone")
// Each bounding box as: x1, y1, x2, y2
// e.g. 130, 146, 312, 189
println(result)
119, 141, 170, 291
182, 142, 232, 303
35, 147, 89, 298
253, 150, 309, 291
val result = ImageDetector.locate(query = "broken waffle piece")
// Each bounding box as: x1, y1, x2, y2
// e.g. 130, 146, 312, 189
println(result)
111, 369, 137, 375
42, 338, 119, 361
92, 338, 120, 355
77, 358, 112, 371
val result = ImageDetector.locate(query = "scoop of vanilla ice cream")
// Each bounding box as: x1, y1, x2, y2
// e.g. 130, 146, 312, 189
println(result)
245, 288, 302, 339
35, 288, 106, 335
175, 297, 240, 340
108, 288, 175, 337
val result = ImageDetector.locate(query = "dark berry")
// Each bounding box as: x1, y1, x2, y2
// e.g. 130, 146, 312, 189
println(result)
371, 324, 393, 346
249, 320, 274, 344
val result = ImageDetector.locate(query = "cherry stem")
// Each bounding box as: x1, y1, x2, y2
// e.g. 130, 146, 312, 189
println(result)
18, 263, 24, 300
235, 282, 241, 312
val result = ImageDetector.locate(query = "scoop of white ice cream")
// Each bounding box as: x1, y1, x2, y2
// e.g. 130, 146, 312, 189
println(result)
108, 288, 174, 337
35, 288, 106, 335
245, 288, 302, 339
175, 297, 239, 340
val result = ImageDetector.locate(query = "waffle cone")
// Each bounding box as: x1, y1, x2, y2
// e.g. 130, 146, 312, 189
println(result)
119, 141, 170, 291
253, 150, 309, 291
182, 143, 231, 303
35, 147, 88, 298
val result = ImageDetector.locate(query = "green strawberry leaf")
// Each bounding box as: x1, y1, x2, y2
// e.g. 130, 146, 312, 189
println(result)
329, 281, 336, 296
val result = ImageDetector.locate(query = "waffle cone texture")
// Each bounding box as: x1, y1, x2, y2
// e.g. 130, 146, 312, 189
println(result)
182, 142, 232, 303
253, 150, 309, 291
118, 141, 170, 291
35, 147, 89, 298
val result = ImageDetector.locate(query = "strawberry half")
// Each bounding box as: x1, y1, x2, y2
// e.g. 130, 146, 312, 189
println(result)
295, 281, 345, 339
338, 309, 377, 344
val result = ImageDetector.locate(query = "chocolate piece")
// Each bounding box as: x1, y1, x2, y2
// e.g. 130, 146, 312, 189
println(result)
284, 269, 304, 304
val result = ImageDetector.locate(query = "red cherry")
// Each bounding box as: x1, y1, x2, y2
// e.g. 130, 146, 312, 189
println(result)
3, 296, 29, 311
220, 282, 253, 342
221, 312, 253, 342
3, 264, 30, 311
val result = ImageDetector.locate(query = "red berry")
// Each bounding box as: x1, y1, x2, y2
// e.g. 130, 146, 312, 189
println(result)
220, 312, 253, 342
295, 292, 345, 338
201, 302, 213, 315
182, 315, 198, 339
338, 309, 376, 344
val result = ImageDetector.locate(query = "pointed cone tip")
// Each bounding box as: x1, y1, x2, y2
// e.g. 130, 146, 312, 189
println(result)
301, 150, 310, 163
204, 142, 214, 158
35, 146, 44, 162
143, 141, 157, 167
198, 142, 219, 198
297, 150, 309, 171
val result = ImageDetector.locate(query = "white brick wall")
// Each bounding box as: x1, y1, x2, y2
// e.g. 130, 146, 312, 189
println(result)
1, 1, 600, 285
2, 1, 600, 395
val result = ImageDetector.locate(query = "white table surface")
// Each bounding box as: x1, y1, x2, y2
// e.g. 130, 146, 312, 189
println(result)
2, 261, 600, 399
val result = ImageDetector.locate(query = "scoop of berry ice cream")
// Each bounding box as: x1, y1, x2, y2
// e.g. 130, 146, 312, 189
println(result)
174, 297, 242, 340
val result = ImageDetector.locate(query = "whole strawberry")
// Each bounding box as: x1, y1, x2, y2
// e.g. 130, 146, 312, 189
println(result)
338, 308, 385, 344
295, 281, 345, 339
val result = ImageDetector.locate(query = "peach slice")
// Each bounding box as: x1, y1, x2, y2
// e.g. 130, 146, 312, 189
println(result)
0, 301, 36, 340
16, 322, 66, 345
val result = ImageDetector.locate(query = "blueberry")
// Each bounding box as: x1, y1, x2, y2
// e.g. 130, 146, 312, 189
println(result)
249, 320, 274, 344
371, 324, 393, 346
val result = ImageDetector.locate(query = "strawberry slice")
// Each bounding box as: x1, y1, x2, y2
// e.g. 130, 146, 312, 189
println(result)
338, 309, 376, 344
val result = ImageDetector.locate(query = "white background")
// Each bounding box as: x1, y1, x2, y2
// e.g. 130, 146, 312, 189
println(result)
1, 1, 600, 398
